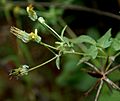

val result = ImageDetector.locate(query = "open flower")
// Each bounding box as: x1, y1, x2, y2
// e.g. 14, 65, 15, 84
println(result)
10, 26, 41, 43
9, 65, 29, 77
27, 4, 38, 21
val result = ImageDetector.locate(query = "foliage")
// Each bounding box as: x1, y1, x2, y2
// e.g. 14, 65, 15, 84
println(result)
9, 4, 120, 101
0, 0, 120, 101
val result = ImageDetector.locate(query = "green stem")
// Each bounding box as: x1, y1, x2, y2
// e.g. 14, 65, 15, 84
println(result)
105, 52, 120, 71
43, 23, 64, 41
84, 62, 101, 73
28, 55, 58, 72
40, 42, 58, 50
64, 51, 106, 59
44, 45, 56, 55
95, 80, 103, 101
96, 55, 106, 59
58, 17, 77, 38
105, 61, 113, 72
64, 51, 85, 55
105, 64, 120, 75
114, 52, 120, 58
98, 48, 106, 56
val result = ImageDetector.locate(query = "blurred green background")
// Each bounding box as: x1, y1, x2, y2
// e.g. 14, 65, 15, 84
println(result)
0, 0, 120, 101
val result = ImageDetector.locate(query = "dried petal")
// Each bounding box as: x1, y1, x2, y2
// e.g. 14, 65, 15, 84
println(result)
27, 4, 38, 21
10, 26, 30, 43
10, 27, 41, 43
9, 65, 29, 77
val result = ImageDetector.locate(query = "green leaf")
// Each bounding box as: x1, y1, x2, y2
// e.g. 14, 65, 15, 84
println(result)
56, 56, 60, 70
77, 57, 90, 65
97, 29, 112, 48
108, 70, 120, 81
112, 32, 120, 51
112, 39, 120, 51
61, 25, 67, 38
86, 27, 100, 40
99, 85, 120, 101
69, 35, 96, 45
86, 45, 98, 59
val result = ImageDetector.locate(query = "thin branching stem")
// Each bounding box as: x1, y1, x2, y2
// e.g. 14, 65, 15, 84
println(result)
84, 62, 101, 73
114, 52, 120, 58
43, 23, 64, 41
40, 42, 58, 50
105, 64, 120, 75
64, 51, 85, 55
28, 55, 58, 72
96, 56, 106, 59
64, 51, 106, 59
105, 61, 113, 72
44, 45, 56, 55
104, 78, 120, 91
95, 80, 103, 101
85, 79, 100, 96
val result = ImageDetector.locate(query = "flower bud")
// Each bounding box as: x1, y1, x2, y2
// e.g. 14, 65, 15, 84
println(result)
38, 17, 45, 24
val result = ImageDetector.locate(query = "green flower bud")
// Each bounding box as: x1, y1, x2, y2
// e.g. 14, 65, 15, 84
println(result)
38, 17, 45, 24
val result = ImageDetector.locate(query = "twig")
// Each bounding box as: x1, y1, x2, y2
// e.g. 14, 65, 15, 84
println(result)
95, 80, 103, 101
84, 62, 100, 73
6, 1, 120, 20
28, 55, 58, 71
85, 79, 100, 96
105, 64, 120, 75
104, 78, 120, 91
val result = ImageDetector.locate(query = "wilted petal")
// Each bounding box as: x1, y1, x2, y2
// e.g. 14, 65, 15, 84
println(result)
10, 26, 30, 43
9, 65, 29, 77
27, 4, 38, 21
